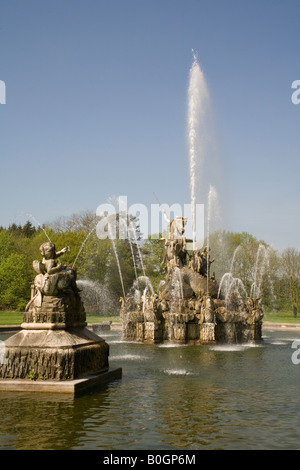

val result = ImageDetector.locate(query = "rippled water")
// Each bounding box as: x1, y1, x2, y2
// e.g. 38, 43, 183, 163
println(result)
1, 328, 300, 450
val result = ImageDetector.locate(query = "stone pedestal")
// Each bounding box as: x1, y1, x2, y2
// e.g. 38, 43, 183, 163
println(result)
200, 322, 215, 343
214, 321, 263, 344
0, 290, 122, 393
0, 327, 109, 380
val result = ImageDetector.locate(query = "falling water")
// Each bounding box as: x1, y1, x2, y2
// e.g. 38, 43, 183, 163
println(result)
127, 217, 146, 277
170, 268, 184, 313
132, 276, 154, 297
187, 51, 210, 249
218, 272, 248, 309
76, 279, 112, 313
72, 225, 97, 268
119, 216, 138, 282
25, 213, 52, 242
230, 245, 243, 275
206, 185, 218, 293
108, 223, 126, 300
114, 208, 146, 280
250, 244, 272, 299
130, 275, 154, 312
142, 287, 148, 313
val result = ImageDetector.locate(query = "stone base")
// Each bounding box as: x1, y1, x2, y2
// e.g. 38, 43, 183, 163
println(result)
123, 312, 217, 344
0, 368, 122, 396
0, 327, 110, 380
200, 322, 215, 343
122, 311, 264, 345
215, 321, 263, 343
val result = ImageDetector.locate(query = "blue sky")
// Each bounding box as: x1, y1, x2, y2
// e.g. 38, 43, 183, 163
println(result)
1, 0, 299, 251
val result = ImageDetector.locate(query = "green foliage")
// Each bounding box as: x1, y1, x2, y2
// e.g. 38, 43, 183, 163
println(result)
27, 370, 38, 380
0, 230, 16, 260
0, 216, 299, 320
8, 221, 40, 238
141, 234, 165, 291
0, 253, 31, 310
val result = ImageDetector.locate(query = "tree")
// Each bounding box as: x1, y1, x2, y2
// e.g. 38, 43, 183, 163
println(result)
279, 247, 300, 315
0, 253, 31, 310
141, 234, 165, 291
7, 221, 40, 238
0, 230, 16, 261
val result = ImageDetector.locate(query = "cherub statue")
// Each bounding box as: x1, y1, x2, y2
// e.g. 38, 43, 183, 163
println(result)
26, 242, 77, 311
34, 242, 69, 275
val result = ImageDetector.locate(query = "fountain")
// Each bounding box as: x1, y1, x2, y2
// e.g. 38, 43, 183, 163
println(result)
121, 211, 264, 344
0, 242, 122, 394
121, 53, 263, 345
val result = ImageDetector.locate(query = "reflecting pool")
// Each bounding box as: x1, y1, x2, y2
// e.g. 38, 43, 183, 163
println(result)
0, 327, 300, 450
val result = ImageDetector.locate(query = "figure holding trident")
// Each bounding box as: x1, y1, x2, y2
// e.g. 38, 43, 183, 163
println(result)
153, 192, 187, 241
153, 192, 190, 273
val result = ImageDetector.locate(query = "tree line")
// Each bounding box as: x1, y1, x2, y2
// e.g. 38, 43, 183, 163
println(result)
0, 212, 299, 316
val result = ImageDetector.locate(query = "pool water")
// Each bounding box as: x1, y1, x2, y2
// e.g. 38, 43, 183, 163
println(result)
0, 328, 300, 450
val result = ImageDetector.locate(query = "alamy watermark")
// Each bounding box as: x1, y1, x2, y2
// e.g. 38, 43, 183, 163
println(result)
0, 80, 6, 104
96, 196, 205, 250
291, 340, 300, 364
0, 340, 6, 365
291, 80, 300, 105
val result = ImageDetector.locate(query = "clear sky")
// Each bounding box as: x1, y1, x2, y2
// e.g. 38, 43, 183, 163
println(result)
1, 0, 299, 252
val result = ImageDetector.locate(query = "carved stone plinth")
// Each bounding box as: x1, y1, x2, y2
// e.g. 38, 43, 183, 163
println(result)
0, 327, 109, 380
121, 217, 264, 346
0, 243, 122, 392
214, 321, 263, 344
22, 293, 86, 329
200, 322, 215, 343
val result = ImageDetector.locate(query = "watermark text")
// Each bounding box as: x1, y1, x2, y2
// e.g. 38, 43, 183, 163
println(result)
0, 80, 6, 104
0, 340, 6, 365
291, 80, 300, 105
291, 340, 300, 364
96, 196, 204, 249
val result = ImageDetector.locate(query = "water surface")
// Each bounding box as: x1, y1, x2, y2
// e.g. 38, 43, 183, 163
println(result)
0, 328, 299, 450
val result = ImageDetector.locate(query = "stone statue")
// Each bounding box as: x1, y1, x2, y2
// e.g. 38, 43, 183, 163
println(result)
200, 246, 215, 277
0, 241, 115, 385
160, 212, 189, 273
119, 296, 125, 309
188, 246, 214, 277
26, 242, 78, 311
189, 249, 203, 274
161, 237, 187, 273
161, 208, 187, 240
204, 296, 215, 323
121, 213, 264, 346
246, 297, 264, 324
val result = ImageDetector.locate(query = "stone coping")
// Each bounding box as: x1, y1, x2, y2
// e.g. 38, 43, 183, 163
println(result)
0, 367, 122, 396
0, 321, 299, 333
0, 322, 123, 332
262, 321, 300, 330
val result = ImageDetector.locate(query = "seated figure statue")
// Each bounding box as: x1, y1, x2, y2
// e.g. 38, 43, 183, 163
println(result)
26, 242, 78, 310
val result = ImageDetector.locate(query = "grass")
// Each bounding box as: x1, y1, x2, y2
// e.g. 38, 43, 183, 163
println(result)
0, 309, 298, 326
0, 310, 121, 326
263, 309, 300, 324
86, 313, 121, 324
0, 311, 23, 325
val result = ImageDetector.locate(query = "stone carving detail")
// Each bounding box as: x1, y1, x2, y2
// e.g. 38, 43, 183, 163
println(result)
0, 243, 110, 382
122, 216, 264, 345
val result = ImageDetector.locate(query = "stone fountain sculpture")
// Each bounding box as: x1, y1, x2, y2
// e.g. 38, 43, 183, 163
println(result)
0, 242, 121, 394
122, 217, 264, 345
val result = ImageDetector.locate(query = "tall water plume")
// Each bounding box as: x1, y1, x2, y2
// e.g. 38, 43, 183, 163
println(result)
187, 51, 210, 249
